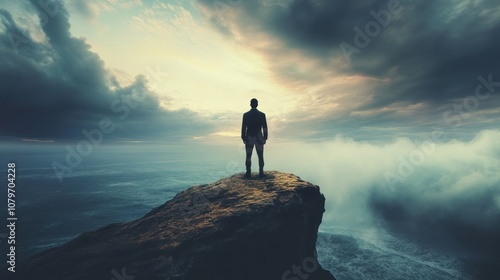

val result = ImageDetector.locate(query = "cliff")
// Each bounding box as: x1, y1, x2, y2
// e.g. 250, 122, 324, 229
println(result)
10, 171, 336, 280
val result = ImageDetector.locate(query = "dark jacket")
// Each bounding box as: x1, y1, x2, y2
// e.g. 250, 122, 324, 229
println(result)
241, 108, 268, 140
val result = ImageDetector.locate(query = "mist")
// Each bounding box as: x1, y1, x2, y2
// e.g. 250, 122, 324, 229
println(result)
264, 130, 500, 261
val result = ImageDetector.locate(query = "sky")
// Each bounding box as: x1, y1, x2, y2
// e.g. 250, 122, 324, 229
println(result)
1, 0, 499, 143
1, 0, 500, 274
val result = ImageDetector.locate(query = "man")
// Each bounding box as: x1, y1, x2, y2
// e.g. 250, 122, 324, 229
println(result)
241, 98, 268, 178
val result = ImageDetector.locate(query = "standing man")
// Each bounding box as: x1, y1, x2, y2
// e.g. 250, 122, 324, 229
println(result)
241, 98, 268, 178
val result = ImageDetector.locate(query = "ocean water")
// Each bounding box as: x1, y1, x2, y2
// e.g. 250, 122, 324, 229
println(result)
317, 228, 468, 280
1, 145, 229, 259
0, 144, 482, 279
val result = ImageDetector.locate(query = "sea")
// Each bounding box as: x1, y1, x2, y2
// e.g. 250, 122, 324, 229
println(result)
0, 142, 486, 279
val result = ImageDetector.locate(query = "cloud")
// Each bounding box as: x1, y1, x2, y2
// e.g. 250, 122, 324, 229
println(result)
0, 0, 213, 141
67, 0, 143, 17
66, 1, 99, 18
195, 0, 500, 139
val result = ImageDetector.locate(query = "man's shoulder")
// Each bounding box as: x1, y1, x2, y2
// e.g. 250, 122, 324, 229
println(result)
253, 109, 265, 115
244, 109, 265, 117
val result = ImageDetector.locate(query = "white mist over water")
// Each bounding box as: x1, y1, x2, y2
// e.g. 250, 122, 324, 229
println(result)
264, 129, 500, 279
263, 130, 499, 234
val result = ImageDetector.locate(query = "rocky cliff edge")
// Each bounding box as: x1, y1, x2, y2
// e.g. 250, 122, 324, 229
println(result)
10, 171, 336, 280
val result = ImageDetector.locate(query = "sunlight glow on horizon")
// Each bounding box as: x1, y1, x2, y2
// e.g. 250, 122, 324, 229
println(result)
66, 1, 299, 119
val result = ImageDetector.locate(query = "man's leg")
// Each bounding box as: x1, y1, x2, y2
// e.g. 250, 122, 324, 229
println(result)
245, 143, 254, 178
256, 144, 264, 177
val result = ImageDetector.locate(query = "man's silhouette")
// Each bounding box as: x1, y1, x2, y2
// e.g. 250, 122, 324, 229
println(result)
241, 98, 268, 178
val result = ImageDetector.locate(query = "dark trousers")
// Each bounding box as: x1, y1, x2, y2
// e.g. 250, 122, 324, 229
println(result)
245, 142, 264, 172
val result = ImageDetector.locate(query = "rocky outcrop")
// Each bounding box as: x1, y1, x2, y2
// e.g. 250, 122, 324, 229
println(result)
10, 171, 336, 280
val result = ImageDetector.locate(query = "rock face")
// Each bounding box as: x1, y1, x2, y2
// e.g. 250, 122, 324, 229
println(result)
12, 171, 336, 280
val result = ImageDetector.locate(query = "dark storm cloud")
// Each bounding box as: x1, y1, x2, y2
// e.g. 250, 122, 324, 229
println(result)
0, 0, 211, 141
197, 0, 500, 136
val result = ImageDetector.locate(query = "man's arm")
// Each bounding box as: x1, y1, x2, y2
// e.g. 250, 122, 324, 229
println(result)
241, 114, 247, 143
262, 113, 268, 140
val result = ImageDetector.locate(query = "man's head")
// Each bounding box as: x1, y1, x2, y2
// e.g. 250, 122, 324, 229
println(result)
250, 98, 258, 108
